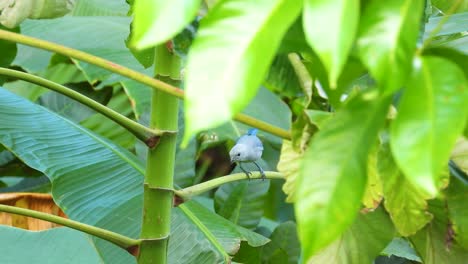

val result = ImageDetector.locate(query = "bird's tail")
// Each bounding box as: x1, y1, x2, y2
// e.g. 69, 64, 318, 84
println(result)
247, 128, 258, 135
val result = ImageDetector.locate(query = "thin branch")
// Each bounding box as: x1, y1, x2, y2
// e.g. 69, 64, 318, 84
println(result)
0, 204, 140, 249
0, 67, 168, 145
0, 29, 291, 140
174, 171, 285, 201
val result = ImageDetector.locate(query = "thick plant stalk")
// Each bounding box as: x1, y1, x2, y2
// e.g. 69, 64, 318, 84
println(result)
138, 45, 180, 263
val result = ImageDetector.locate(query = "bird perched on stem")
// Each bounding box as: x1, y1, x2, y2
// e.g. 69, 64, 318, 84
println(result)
229, 128, 265, 180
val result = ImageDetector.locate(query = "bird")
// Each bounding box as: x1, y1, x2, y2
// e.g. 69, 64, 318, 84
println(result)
229, 128, 265, 180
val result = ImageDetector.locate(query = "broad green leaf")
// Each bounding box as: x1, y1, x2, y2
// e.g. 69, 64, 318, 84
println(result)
390, 56, 468, 197
303, 0, 359, 88
130, 0, 202, 49
422, 47, 468, 79
0, 226, 103, 264
0, 175, 51, 193
410, 199, 468, 264
183, 0, 302, 143
381, 237, 422, 262
446, 176, 468, 249
13, 16, 144, 82
357, 0, 423, 93
214, 180, 270, 230
308, 207, 394, 263
378, 137, 433, 236
261, 221, 300, 264
0, 88, 265, 262
71, 0, 129, 16
296, 93, 391, 257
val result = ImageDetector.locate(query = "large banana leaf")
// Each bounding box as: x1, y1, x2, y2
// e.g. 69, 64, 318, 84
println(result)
0, 88, 267, 263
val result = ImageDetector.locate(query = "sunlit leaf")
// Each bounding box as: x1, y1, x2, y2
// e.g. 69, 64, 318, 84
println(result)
130, 0, 202, 49
357, 0, 423, 93
296, 93, 391, 257
303, 0, 359, 88
183, 0, 302, 144
390, 56, 468, 197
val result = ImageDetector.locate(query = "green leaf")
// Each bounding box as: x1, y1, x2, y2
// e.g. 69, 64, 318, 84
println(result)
303, 0, 359, 88
277, 140, 303, 203
410, 199, 468, 264
0, 88, 265, 262
296, 93, 391, 257
264, 54, 303, 99
183, 0, 302, 143
261, 221, 300, 264
446, 176, 468, 249
378, 136, 433, 236
381, 237, 422, 262
390, 56, 468, 197
0, 25, 18, 68
424, 12, 468, 38
130, 0, 202, 49
422, 47, 468, 79
71, 0, 129, 16
120, 79, 152, 119
0, 226, 103, 264
214, 180, 270, 230
308, 207, 395, 263
357, 0, 423, 93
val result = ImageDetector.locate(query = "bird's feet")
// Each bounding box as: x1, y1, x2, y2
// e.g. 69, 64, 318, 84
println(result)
260, 170, 266, 181
244, 171, 252, 181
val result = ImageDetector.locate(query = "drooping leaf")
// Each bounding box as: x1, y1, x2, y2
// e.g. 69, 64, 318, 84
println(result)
390, 56, 468, 197
183, 0, 302, 144
296, 93, 391, 257
303, 0, 359, 88
0, 226, 103, 264
378, 136, 433, 236
261, 221, 300, 264
357, 0, 423, 93
410, 199, 468, 264
214, 180, 270, 230
308, 207, 395, 263
130, 0, 202, 49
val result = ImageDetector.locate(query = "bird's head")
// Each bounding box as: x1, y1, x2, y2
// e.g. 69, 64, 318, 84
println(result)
229, 144, 249, 163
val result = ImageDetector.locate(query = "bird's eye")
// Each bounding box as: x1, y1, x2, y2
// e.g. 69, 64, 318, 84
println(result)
237, 153, 241, 156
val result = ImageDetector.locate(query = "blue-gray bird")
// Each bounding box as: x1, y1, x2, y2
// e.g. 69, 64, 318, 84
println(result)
229, 128, 265, 180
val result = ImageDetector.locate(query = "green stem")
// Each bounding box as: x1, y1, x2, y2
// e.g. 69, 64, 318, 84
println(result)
0, 204, 140, 250
0, 67, 165, 145
175, 171, 285, 201
138, 45, 180, 264
288, 53, 313, 98
0, 29, 291, 140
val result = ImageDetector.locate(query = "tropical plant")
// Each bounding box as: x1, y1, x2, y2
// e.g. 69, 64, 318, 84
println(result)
0, 0, 467, 264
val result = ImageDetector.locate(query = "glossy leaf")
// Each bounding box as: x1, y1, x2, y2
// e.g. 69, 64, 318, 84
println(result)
303, 0, 359, 88
261, 221, 300, 264
183, 0, 302, 143
214, 180, 270, 230
390, 56, 468, 197
357, 0, 423, 93
296, 93, 391, 257
308, 207, 394, 263
130, 0, 202, 49
0, 226, 103, 264
378, 137, 433, 236
410, 199, 468, 264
